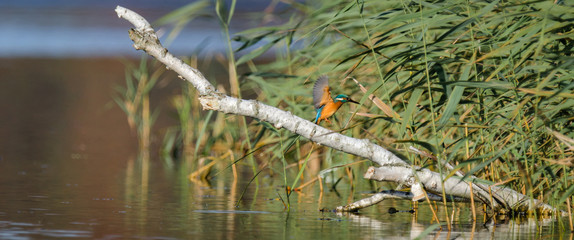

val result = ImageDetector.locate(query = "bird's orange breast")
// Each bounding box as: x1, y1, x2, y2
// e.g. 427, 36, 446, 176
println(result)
316, 101, 344, 124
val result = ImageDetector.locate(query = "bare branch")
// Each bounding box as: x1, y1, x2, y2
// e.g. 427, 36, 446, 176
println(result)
363, 166, 559, 214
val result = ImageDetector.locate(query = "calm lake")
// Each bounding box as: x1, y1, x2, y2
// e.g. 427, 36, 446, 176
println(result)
0, 2, 572, 239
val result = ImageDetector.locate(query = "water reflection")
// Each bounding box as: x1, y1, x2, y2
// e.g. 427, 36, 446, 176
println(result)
340, 211, 569, 239
0, 221, 91, 239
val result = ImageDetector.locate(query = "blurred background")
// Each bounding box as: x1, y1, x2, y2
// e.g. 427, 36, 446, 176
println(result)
0, 0, 270, 57
0, 0, 284, 164
0, 0, 203, 185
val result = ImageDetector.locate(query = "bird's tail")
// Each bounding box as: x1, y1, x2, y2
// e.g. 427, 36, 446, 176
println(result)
313, 109, 323, 124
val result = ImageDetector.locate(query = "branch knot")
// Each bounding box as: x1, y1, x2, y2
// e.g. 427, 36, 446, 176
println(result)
199, 95, 221, 110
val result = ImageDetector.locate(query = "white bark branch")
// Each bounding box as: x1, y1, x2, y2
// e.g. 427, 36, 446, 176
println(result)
364, 166, 559, 214
115, 5, 565, 216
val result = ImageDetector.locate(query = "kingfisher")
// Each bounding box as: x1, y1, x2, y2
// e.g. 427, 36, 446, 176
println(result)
313, 75, 358, 125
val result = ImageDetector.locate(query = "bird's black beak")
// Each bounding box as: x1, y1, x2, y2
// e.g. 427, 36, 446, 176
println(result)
348, 98, 359, 104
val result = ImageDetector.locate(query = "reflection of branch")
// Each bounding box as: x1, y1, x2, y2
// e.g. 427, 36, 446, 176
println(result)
336, 190, 469, 212
339, 210, 556, 239
115, 6, 564, 215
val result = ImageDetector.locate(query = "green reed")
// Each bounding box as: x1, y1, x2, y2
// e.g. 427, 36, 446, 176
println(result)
231, 0, 574, 213
114, 57, 163, 154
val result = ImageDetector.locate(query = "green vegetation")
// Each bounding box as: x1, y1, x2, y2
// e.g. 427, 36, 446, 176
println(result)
114, 57, 163, 155
117, 0, 574, 216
